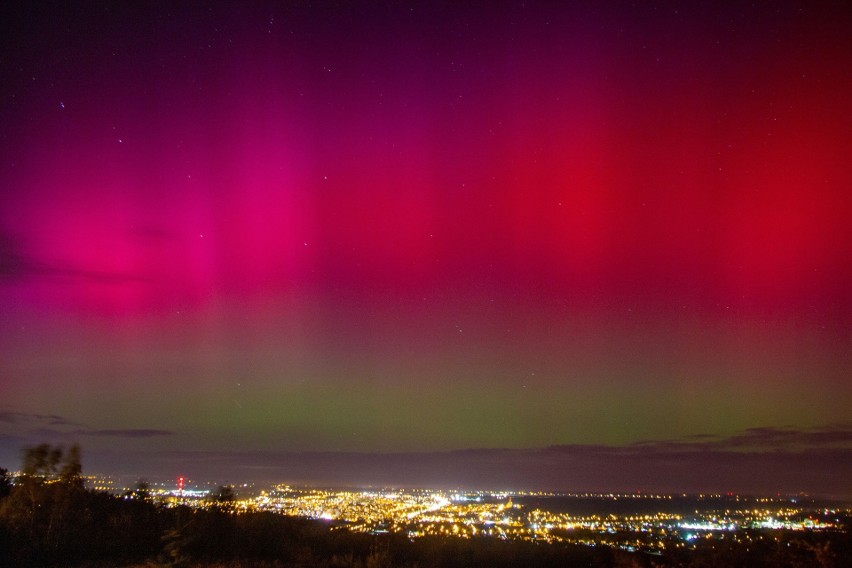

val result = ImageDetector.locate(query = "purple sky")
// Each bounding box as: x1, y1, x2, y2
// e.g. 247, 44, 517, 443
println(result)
1, 2, 850, 495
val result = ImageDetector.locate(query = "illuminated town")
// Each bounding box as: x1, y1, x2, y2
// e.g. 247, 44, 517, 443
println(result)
93, 475, 848, 554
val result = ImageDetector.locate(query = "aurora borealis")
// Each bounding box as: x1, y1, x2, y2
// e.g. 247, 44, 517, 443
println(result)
1, 2, 850, 494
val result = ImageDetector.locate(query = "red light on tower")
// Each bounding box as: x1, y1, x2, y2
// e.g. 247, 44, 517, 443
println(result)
178, 476, 185, 492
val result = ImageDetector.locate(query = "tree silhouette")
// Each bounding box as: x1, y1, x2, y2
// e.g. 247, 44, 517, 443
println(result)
210, 484, 236, 510
25, 443, 62, 475
0, 444, 86, 564
131, 478, 152, 501
58, 444, 83, 488
0, 467, 11, 499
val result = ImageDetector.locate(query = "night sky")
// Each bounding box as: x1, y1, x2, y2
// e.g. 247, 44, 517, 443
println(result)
1, 2, 850, 495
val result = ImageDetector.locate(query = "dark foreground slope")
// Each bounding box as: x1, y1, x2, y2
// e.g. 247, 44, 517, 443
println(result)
1, 459, 851, 567
0, 480, 628, 568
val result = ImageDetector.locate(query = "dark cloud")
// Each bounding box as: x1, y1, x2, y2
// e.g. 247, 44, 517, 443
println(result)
0, 411, 80, 427
69, 425, 852, 498
91, 443, 850, 498
721, 425, 852, 449
82, 429, 176, 438
0, 231, 148, 284
0, 410, 177, 443
4, 419, 851, 496
626, 424, 852, 454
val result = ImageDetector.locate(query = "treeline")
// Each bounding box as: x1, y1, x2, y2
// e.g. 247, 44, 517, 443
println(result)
1, 445, 850, 567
